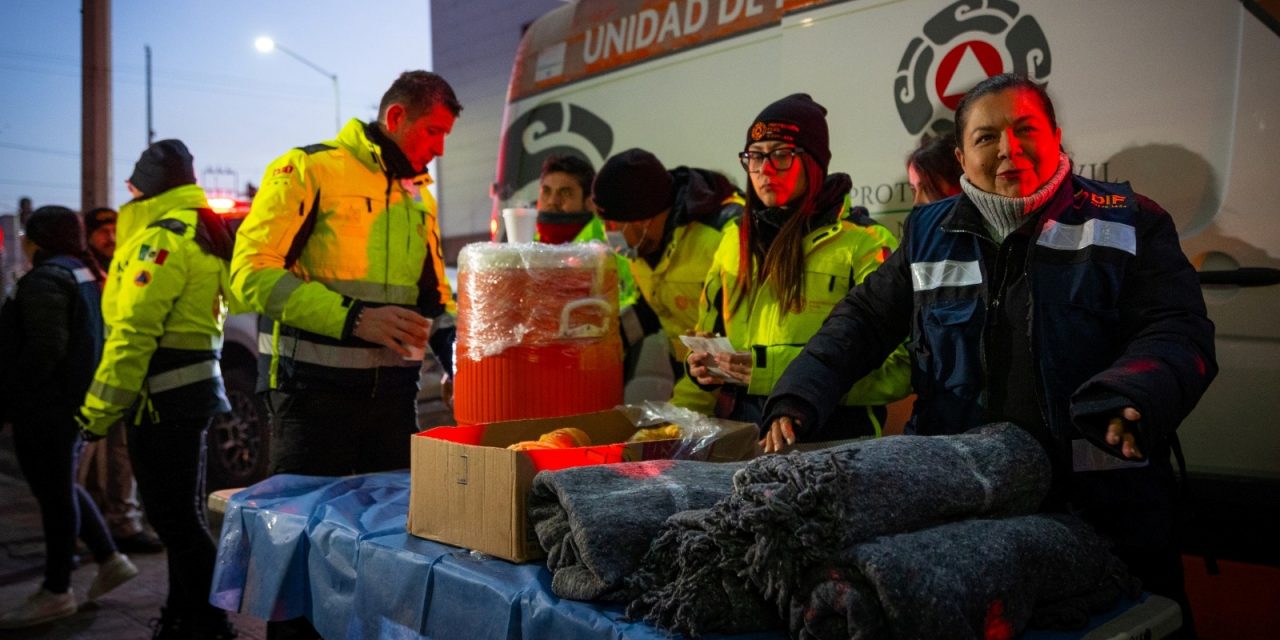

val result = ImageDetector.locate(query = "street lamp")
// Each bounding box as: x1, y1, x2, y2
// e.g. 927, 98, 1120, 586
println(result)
255, 36, 341, 132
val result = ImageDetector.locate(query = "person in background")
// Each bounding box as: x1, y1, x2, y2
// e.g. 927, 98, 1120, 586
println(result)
534, 154, 641, 307
77, 206, 164, 555
687, 94, 911, 447
533, 154, 647, 396
78, 140, 238, 639
84, 207, 117, 266
0, 206, 138, 629
906, 131, 962, 205
762, 74, 1215, 635
231, 71, 460, 638
592, 148, 743, 413
534, 154, 597, 244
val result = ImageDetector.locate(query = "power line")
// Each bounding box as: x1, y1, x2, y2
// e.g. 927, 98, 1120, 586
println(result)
0, 141, 79, 158
0, 49, 338, 98
0, 178, 79, 189
0, 141, 141, 167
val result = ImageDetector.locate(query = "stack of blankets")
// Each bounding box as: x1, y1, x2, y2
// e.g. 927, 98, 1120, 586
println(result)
528, 424, 1139, 639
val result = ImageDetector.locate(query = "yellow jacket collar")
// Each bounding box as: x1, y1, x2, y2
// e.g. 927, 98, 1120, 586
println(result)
118, 183, 209, 245
334, 118, 433, 185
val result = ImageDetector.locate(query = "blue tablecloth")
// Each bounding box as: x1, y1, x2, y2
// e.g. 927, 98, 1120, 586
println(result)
210, 471, 1166, 640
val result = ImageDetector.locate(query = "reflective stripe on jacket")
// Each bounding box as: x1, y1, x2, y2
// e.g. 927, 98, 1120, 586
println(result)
772, 175, 1216, 476
80, 184, 231, 435
231, 119, 454, 392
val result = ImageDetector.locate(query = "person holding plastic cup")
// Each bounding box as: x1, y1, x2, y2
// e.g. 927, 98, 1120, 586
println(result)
231, 71, 459, 477
686, 93, 911, 444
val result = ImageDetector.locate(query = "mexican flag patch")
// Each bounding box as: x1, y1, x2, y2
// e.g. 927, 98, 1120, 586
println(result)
137, 244, 169, 265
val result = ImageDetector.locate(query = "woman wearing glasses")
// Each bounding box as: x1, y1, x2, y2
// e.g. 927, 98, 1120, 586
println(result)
686, 94, 910, 451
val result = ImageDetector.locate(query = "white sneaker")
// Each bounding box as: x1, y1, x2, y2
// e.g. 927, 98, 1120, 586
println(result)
0, 587, 77, 629
87, 552, 139, 601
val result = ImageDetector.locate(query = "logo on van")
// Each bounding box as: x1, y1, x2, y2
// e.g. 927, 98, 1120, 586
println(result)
495, 102, 614, 201
894, 0, 1052, 136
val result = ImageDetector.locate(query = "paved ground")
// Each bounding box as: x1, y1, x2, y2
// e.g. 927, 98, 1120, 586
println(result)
0, 393, 455, 640
0, 429, 266, 640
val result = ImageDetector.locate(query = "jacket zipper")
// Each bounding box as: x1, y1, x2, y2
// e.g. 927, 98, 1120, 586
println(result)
1023, 229, 1053, 449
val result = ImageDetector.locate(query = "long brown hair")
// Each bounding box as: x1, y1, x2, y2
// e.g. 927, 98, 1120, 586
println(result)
735, 153, 825, 314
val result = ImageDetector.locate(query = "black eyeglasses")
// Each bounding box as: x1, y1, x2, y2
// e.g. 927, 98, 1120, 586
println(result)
738, 147, 805, 173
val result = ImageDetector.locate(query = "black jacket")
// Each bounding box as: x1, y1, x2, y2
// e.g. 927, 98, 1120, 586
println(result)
0, 255, 103, 425
765, 175, 1217, 475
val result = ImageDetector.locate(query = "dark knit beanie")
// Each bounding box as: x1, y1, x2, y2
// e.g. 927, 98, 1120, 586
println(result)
84, 207, 117, 235
592, 148, 675, 222
25, 206, 86, 256
745, 93, 831, 174
128, 139, 197, 198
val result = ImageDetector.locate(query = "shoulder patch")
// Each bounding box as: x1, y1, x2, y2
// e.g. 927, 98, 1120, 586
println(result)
295, 143, 337, 155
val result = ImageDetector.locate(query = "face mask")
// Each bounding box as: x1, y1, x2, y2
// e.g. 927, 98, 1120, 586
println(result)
609, 222, 650, 260
607, 230, 636, 259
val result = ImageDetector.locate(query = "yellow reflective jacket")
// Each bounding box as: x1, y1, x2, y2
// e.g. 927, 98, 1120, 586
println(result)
632, 195, 743, 413
231, 119, 454, 392
697, 213, 912, 431
80, 184, 234, 435
573, 215, 639, 308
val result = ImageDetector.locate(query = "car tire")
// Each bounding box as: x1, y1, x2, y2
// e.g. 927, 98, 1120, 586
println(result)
206, 361, 271, 491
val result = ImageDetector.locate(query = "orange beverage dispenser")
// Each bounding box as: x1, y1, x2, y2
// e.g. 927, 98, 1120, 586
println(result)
452, 242, 623, 424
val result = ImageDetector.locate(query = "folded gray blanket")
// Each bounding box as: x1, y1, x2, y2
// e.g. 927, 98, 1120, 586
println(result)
627, 423, 1054, 636
790, 514, 1140, 640
529, 459, 744, 601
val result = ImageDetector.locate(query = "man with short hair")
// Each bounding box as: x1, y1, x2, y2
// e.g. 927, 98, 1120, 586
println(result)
233, 71, 460, 639
533, 154, 639, 304
534, 155, 596, 244
232, 70, 460, 479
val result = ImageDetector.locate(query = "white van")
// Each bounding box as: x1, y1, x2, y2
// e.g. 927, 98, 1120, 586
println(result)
489, 1, 1280, 490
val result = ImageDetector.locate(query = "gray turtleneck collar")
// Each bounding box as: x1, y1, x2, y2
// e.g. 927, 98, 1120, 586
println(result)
960, 151, 1072, 242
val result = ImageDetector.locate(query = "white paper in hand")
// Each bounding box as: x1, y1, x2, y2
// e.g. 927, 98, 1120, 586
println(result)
680, 335, 742, 381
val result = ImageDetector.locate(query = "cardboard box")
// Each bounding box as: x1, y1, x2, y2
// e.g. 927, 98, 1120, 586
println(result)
407, 408, 758, 562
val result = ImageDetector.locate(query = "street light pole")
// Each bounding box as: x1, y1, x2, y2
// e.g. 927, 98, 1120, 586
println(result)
254, 37, 341, 131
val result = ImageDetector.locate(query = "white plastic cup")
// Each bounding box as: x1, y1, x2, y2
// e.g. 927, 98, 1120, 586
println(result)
502, 207, 537, 243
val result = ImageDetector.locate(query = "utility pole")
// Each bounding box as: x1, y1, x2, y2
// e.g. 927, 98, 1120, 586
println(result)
146, 45, 155, 145
82, 0, 112, 210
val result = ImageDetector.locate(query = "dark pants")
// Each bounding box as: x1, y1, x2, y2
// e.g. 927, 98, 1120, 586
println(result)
12, 418, 117, 593
265, 388, 418, 476
264, 388, 417, 639
128, 414, 226, 626
1072, 464, 1196, 638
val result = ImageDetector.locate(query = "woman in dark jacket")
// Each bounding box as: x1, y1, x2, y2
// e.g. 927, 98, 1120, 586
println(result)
764, 74, 1216, 636
0, 206, 137, 629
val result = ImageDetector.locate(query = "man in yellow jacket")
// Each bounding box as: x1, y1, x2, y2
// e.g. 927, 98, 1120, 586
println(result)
78, 139, 237, 638
231, 71, 459, 479
234, 73, 459, 638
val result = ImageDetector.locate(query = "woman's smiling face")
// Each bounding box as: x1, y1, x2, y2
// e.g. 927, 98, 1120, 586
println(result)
955, 87, 1062, 198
